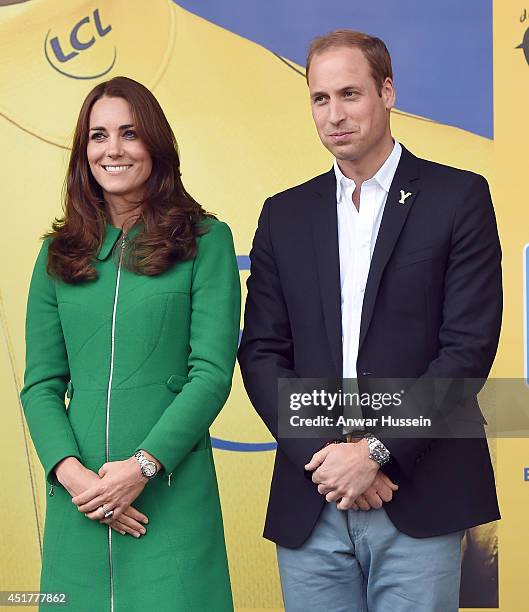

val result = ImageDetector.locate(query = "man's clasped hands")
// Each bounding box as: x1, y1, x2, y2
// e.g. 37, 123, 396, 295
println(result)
305, 439, 398, 511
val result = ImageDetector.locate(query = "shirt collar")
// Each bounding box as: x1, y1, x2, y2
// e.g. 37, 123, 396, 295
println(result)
334, 139, 402, 203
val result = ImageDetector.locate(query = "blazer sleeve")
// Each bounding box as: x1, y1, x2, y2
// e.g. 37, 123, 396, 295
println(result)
238, 199, 326, 473
382, 174, 503, 478
139, 220, 241, 473
20, 239, 82, 485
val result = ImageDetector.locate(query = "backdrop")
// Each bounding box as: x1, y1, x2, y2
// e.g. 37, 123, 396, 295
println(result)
1, 1, 528, 610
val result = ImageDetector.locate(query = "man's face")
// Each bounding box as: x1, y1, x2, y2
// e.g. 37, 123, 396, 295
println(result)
308, 46, 395, 163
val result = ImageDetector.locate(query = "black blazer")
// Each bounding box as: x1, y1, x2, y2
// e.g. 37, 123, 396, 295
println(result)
238, 145, 502, 547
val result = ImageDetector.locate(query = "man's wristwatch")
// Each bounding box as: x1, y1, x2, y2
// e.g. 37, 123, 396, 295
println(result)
364, 434, 390, 467
133, 450, 158, 479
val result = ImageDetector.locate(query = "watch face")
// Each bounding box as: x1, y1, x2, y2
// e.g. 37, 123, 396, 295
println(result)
143, 462, 156, 478
371, 446, 389, 466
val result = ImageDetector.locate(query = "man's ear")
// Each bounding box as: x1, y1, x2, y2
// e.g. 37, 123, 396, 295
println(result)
381, 77, 396, 110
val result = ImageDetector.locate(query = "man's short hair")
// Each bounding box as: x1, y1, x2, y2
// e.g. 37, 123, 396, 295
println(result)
306, 30, 393, 95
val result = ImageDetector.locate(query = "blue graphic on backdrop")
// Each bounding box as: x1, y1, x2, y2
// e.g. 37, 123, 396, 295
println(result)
175, 0, 493, 138
211, 255, 277, 452
236, 255, 250, 271
212, 438, 277, 452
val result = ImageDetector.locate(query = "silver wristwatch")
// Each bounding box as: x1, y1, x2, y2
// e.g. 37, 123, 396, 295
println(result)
364, 434, 390, 467
133, 450, 158, 479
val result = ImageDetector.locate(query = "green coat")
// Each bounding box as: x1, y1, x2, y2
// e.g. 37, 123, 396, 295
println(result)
20, 219, 240, 612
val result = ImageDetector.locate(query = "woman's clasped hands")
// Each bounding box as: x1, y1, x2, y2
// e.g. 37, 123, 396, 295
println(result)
55, 456, 149, 538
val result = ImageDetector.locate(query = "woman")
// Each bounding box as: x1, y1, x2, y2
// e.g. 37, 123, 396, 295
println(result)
20, 76, 240, 611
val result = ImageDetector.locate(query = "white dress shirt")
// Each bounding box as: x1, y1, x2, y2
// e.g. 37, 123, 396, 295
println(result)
335, 140, 402, 381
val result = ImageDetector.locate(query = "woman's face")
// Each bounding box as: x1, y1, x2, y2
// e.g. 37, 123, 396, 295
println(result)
87, 96, 152, 203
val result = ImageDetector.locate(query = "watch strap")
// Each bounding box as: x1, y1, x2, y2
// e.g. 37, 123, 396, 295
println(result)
364, 433, 390, 467
133, 450, 157, 479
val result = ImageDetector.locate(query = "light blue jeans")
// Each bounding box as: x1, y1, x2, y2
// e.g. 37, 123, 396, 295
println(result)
277, 503, 464, 612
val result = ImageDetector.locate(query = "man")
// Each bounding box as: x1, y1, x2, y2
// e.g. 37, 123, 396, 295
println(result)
238, 30, 502, 611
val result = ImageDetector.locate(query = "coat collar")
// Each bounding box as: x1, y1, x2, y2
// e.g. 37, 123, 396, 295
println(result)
96, 225, 121, 261
96, 222, 143, 261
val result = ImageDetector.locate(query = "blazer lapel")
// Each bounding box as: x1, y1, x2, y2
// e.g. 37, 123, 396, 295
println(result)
358, 147, 421, 352
310, 169, 343, 378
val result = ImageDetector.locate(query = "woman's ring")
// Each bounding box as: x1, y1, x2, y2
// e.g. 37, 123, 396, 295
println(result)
101, 505, 113, 519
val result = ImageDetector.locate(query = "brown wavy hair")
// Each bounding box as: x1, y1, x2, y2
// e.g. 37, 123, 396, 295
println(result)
46, 76, 213, 283
306, 30, 393, 95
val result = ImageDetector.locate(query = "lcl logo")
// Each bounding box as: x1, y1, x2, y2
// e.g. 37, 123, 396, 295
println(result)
44, 8, 116, 80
